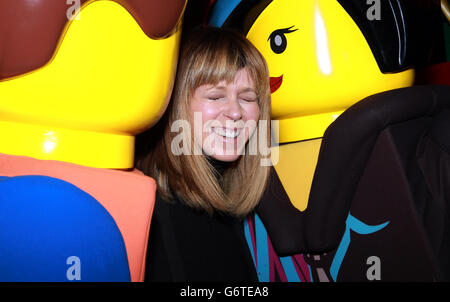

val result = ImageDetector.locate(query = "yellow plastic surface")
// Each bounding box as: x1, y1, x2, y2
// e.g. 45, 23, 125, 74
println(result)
0, 1, 181, 168
247, 0, 414, 143
272, 139, 322, 211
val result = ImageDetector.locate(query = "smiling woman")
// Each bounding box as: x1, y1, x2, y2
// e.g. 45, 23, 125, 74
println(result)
189, 68, 260, 162
137, 26, 272, 281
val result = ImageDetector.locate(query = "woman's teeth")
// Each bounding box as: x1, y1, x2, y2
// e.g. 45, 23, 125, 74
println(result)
212, 127, 241, 138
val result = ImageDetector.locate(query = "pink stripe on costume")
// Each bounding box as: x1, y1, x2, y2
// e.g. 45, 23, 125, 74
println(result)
268, 236, 288, 282
294, 254, 311, 282
246, 215, 258, 266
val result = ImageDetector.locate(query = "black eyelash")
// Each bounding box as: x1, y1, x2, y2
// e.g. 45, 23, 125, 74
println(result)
267, 26, 298, 41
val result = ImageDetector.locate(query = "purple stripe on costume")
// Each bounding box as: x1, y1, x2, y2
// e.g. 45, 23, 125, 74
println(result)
246, 215, 257, 266
268, 236, 288, 282
294, 254, 311, 282
268, 240, 275, 282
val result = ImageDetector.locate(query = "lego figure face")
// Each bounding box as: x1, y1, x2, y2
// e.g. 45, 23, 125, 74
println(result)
0, 0, 186, 168
244, 0, 414, 141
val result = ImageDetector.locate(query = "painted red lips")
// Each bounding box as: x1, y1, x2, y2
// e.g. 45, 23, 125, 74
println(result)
270, 75, 283, 93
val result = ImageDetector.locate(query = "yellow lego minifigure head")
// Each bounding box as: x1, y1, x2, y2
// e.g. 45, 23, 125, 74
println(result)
0, 0, 187, 168
209, 0, 438, 143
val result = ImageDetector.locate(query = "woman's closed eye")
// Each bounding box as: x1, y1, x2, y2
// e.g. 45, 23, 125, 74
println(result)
239, 94, 257, 102
207, 94, 225, 101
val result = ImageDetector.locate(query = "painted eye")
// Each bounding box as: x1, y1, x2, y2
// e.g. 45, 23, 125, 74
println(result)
268, 26, 298, 54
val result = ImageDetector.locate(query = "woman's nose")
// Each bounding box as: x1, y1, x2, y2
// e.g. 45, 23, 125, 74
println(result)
223, 96, 243, 120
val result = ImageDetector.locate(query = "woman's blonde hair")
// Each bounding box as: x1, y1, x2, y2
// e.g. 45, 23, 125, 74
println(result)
138, 27, 271, 217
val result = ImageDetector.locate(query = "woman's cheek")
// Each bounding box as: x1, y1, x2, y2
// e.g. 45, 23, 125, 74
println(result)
243, 103, 260, 123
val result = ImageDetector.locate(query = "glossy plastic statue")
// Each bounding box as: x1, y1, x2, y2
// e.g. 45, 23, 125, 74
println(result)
209, 0, 449, 281
0, 0, 187, 281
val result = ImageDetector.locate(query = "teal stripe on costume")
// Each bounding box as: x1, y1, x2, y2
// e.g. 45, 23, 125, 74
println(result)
254, 213, 270, 282
347, 214, 390, 235
280, 256, 301, 282
330, 213, 389, 281
208, 0, 242, 27
330, 226, 351, 282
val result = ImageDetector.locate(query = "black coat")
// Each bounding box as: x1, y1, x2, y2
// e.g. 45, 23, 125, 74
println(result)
145, 193, 258, 282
